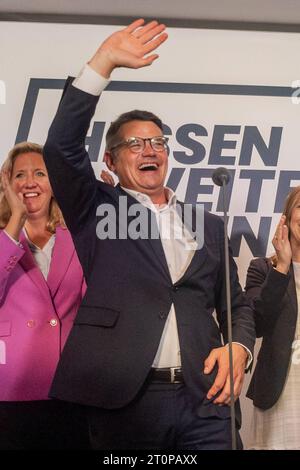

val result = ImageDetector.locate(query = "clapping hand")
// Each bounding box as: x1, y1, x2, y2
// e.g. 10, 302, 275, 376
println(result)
272, 215, 292, 274
1, 170, 27, 218
1, 170, 27, 240
100, 169, 115, 186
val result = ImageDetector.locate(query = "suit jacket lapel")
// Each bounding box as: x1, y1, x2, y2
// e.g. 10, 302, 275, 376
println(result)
175, 201, 207, 284
115, 184, 171, 281
19, 231, 52, 304
114, 186, 208, 283
47, 227, 74, 298
147, 234, 171, 281
287, 264, 298, 322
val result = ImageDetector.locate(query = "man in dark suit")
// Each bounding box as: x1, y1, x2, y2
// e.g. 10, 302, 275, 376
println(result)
43, 19, 255, 450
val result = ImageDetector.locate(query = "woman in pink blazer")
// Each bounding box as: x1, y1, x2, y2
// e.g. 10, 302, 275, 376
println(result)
0, 142, 88, 449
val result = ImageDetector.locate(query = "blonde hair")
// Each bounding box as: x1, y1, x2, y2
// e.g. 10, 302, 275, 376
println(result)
270, 186, 300, 266
0, 141, 65, 233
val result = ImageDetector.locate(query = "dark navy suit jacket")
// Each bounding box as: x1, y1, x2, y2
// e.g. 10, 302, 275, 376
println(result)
43, 82, 255, 420
246, 257, 297, 409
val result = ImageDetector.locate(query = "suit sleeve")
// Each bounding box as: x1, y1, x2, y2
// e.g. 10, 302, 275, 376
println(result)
214, 218, 256, 355
43, 80, 100, 235
245, 257, 290, 338
0, 231, 25, 303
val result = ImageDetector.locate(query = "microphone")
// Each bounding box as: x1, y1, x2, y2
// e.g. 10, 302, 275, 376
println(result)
212, 167, 236, 450
212, 167, 230, 187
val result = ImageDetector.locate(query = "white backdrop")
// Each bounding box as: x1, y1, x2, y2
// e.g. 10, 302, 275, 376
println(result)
1, 20, 300, 446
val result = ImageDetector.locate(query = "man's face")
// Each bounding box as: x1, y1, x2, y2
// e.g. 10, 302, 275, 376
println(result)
106, 120, 168, 202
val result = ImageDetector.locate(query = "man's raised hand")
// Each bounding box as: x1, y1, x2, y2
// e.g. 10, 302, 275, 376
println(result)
89, 19, 168, 78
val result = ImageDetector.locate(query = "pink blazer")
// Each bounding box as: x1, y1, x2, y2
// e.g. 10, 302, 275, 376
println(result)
0, 227, 86, 401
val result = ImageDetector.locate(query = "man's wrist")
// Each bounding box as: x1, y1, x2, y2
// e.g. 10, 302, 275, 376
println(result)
89, 50, 115, 79
231, 342, 253, 369
72, 64, 110, 96
274, 263, 290, 275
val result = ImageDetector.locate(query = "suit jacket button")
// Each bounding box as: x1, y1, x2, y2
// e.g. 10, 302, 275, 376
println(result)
27, 320, 35, 328
49, 319, 58, 327
172, 285, 179, 292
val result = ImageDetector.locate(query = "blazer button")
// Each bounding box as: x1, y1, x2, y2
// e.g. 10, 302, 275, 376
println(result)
172, 285, 179, 292
27, 320, 35, 328
49, 319, 58, 327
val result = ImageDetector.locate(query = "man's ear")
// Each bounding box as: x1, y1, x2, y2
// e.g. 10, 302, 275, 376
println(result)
104, 151, 117, 174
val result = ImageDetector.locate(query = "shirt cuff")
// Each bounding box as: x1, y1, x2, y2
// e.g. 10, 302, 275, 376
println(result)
72, 64, 110, 96
232, 342, 253, 370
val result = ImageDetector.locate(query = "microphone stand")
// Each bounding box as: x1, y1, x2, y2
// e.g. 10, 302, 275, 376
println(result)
221, 177, 236, 451
212, 167, 236, 450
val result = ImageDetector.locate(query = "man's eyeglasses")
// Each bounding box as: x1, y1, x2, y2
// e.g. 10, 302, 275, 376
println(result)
110, 136, 169, 154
